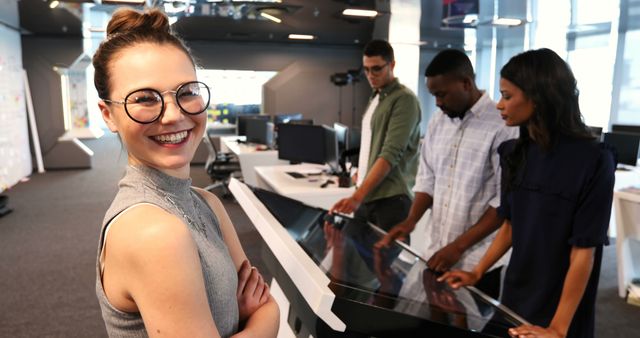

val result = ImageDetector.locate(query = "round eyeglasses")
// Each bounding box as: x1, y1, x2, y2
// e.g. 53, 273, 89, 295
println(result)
102, 81, 211, 124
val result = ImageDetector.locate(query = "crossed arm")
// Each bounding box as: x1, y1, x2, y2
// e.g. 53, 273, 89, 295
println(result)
101, 189, 279, 338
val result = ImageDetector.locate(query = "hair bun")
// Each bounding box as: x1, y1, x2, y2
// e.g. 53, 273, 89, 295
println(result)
106, 8, 170, 38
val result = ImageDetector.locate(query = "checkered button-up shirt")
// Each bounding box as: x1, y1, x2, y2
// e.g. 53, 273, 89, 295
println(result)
414, 92, 518, 271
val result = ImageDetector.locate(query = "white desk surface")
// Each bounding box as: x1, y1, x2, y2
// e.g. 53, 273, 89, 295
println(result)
254, 164, 355, 210
609, 168, 640, 238
220, 136, 287, 187
613, 187, 640, 297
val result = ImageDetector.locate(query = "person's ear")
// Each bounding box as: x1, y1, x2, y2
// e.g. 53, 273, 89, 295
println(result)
389, 60, 396, 72
98, 101, 118, 133
462, 76, 473, 91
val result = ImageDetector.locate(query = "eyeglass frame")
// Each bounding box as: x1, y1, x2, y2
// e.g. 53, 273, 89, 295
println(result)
363, 62, 389, 75
101, 80, 211, 124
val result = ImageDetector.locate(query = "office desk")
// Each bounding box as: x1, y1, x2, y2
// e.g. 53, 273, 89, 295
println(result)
255, 163, 430, 256
229, 179, 528, 338
614, 188, 640, 297
254, 164, 355, 210
611, 168, 640, 238
220, 136, 287, 187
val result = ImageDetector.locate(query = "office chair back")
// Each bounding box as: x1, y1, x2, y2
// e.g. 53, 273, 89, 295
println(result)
203, 131, 241, 197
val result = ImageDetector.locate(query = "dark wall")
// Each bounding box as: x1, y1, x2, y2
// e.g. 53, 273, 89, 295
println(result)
20, 36, 372, 155
188, 41, 371, 128
21, 36, 83, 154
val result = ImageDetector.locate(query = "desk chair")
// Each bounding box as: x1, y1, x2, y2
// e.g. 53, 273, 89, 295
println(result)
203, 131, 241, 198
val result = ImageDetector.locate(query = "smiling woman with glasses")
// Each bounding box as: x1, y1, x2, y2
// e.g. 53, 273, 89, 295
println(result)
92, 8, 279, 338
101, 81, 211, 124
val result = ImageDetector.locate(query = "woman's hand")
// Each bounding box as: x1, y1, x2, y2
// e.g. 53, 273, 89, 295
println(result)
236, 260, 269, 323
508, 325, 565, 338
437, 269, 481, 289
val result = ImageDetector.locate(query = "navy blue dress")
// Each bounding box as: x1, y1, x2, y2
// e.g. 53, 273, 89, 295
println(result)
497, 135, 615, 338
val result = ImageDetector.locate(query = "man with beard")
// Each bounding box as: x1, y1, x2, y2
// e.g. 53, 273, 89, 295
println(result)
376, 49, 517, 299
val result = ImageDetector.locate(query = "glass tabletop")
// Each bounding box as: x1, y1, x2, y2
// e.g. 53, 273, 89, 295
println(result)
252, 187, 525, 337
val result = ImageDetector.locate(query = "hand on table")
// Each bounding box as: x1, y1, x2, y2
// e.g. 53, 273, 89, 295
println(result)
508, 325, 565, 338
437, 269, 481, 290
373, 220, 415, 250
329, 195, 362, 215
427, 243, 464, 272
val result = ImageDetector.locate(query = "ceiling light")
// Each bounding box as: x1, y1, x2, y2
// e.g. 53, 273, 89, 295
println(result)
260, 12, 282, 23
342, 9, 378, 18
463, 14, 478, 24
207, 0, 281, 2
288, 34, 315, 40
101, 0, 146, 5
49, 0, 59, 9
492, 18, 525, 27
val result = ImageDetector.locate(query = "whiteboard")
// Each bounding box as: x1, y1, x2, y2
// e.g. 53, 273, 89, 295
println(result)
0, 23, 32, 192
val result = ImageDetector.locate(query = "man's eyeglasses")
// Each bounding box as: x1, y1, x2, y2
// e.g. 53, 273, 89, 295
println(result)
363, 63, 389, 75
102, 81, 211, 124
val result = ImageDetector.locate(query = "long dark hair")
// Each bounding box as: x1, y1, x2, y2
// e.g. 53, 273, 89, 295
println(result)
501, 48, 595, 189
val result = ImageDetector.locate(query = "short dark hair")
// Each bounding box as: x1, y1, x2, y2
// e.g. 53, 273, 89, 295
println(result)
363, 40, 394, 63
424, 49, 475, 80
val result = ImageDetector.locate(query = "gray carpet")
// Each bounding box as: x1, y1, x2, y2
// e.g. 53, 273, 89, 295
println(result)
0, 132, 638, 337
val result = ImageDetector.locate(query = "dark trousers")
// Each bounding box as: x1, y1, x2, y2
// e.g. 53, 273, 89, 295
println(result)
353, 194, 412, 232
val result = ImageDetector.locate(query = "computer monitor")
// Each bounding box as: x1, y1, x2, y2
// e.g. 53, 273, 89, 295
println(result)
603, 132, 640, 166
348, 127, 361, 166
611, 124, 640, 135
289, 119, 314, 125
236, 114, 271, 136
273, 113, 303, 125
333, 122, 349, 155
277, 124, 339, 172
245, 118, 274, 147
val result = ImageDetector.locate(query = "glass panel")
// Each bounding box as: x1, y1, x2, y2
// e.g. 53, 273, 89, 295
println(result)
575, 0, 616, 24
196, 69, 276, 124
617, 29, 640, 124
567, 34, 614, 128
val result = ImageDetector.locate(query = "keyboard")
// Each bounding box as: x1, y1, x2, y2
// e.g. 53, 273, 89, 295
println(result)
286, 171, 306, 179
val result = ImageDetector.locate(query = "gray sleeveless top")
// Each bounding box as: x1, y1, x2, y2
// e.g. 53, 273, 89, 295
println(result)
96, 165, 239, 337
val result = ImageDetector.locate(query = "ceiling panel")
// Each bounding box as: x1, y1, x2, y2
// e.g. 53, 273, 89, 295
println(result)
18, 0, 377, 46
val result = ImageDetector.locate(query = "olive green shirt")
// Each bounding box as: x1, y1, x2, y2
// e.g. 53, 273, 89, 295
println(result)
362, 78, 421, 203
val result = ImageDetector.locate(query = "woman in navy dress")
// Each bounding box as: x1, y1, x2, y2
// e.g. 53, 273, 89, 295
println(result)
440, 48, 615, 338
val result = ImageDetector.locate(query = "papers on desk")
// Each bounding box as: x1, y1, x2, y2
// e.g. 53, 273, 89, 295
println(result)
627, 279, 640, 307
291, 167, 324, 175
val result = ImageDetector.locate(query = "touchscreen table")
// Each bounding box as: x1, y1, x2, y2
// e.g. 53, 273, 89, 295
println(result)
229, 179, 528, 338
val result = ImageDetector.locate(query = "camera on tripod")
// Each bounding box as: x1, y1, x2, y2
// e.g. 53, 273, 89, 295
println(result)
330, 69, 362, 86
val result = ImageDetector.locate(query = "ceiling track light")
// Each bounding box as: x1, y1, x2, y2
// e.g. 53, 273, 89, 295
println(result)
491, 17, 525, 27
260, 12, 281, 23
49, 0, 60, 9
342, 8, 378, 18
288, 34, 315, 40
